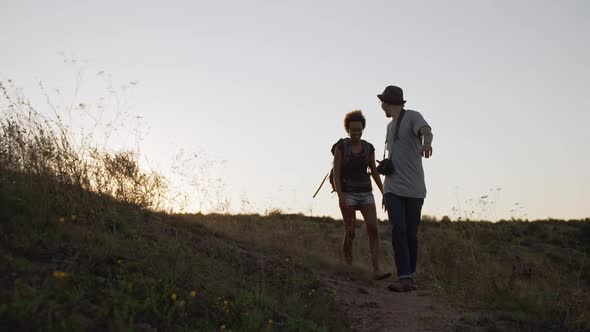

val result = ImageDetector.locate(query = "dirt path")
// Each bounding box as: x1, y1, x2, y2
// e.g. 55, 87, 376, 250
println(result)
321, 273, 462, 332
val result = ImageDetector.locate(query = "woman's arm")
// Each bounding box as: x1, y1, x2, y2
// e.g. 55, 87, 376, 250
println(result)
368, 150, 384, 195
333, 148, 344, 200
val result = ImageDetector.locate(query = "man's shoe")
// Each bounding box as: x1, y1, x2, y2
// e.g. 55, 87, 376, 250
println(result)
387, 279, 413, 292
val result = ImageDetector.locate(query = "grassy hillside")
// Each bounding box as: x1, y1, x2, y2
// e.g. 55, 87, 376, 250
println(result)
198, 213, 590, 331
3, 174, 588, 331
0, 80, 346, 331
1, 79, 589, 331
0, 172, 347, 331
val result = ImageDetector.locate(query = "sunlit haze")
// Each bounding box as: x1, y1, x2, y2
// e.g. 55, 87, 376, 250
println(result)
1, 0, 589, 220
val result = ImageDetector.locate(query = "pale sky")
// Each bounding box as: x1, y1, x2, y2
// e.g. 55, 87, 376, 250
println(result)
1, 0, 589, 220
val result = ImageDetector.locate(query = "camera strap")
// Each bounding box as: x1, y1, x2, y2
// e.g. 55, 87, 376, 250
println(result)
384, 109, 406, 159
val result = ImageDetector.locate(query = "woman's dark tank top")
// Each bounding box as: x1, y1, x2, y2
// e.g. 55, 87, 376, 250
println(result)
338, 139, 374, 193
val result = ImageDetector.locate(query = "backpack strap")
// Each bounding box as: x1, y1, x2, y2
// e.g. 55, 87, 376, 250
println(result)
333, 138, 374, 165
331, 138, 348, 155
332, 138, 351, 163
361, 140, 372, 163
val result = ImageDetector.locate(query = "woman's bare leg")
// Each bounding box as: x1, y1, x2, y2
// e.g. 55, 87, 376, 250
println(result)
339, 201, 356, 265
359, 203, 383, 274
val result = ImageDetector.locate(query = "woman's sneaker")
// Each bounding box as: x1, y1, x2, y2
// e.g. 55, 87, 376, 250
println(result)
373, 271, 392, 281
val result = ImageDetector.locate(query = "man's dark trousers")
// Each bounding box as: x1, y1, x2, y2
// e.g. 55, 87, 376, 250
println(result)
384, 193, 424, 280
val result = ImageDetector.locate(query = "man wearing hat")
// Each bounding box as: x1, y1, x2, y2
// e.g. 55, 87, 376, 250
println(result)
378, 85, 433, 292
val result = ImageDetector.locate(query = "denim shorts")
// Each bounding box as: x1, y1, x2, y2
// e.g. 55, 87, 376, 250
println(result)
341, 191, 375, 207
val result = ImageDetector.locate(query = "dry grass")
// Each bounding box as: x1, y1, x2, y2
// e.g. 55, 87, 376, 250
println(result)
1, 77, 589, 331
0, 79, 345, 331
0, 80, 168, 216
193, 213, 393, 278
195, 213, 590, 331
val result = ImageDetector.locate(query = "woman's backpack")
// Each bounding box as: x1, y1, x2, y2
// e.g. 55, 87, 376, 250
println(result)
312, 138, 371, 198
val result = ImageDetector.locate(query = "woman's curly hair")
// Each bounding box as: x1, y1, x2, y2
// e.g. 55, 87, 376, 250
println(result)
344, 110, 366, 131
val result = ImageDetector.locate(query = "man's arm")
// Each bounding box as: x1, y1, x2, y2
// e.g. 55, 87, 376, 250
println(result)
419, 126, 433, 158
368, 150, 387, 211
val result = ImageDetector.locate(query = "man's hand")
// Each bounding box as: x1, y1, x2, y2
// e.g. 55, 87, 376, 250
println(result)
419, 126, 433, 158
421, 144, 433, 158
382, 196, 387, 212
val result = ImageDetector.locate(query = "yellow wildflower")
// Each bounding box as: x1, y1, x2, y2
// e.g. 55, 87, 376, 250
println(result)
58, 217, 65, 223
52, 271, 69, 279
190, 290, 197, 297
71, 215, 77, 221
170, 293, 177, 301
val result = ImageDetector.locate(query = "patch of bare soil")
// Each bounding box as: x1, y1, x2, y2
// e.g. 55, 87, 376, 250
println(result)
322, 273, 466, 332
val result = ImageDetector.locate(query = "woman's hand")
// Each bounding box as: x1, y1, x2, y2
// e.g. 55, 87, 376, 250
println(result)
338, 192, 348, 208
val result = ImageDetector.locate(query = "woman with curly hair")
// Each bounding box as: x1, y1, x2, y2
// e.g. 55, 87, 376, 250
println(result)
333, 110, 391, 280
